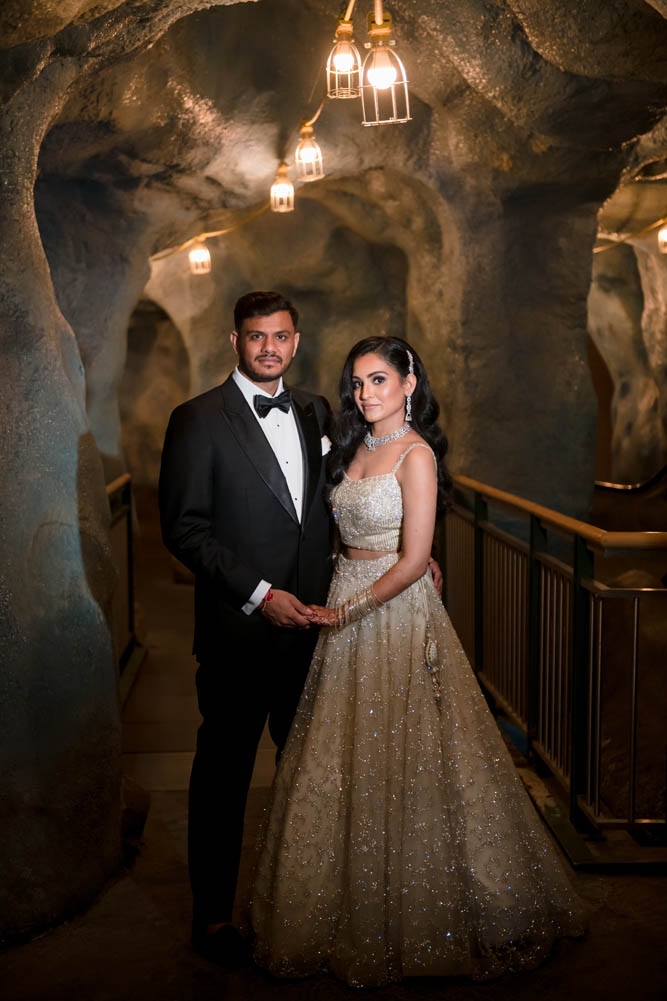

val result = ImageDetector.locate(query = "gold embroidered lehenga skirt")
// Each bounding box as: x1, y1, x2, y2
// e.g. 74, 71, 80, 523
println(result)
251, 554, 584, 987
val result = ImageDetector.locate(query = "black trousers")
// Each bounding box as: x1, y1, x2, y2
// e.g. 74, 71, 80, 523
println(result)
188, 625, 319, 927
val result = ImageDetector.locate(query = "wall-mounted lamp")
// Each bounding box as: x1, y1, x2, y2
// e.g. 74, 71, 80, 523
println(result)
270, 162, 295, 212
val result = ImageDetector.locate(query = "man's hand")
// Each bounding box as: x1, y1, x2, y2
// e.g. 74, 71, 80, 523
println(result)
428, 556, 443, 598
260, 589, 314, 628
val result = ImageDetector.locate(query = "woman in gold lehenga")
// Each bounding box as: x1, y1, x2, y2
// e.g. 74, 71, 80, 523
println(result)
251, 336, 584, 987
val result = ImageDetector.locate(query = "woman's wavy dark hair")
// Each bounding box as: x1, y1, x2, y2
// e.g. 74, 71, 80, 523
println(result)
328, 336, 452, 514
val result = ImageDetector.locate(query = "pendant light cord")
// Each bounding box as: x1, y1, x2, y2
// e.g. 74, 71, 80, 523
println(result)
150, 201, 270, 261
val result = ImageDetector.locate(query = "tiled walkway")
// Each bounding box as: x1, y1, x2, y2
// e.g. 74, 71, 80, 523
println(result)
2, 489, 667, 1000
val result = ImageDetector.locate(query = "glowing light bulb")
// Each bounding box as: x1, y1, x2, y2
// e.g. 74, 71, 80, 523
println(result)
360, 9, 411, 124
326, 21, 361, 99
270, 162, 294, 212
333, 41, 355, 72
188, 242, 211, 275
295, 126, 324, 181
659, 226, 667, 253
366, 47, 397, 89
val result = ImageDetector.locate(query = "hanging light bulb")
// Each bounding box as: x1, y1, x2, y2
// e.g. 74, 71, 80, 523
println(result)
366, 46, 397, 90
295, 122, 324, 182
658, 226, 667, 253
333, 42, 356, 73
270, 161, 294, 213
188, 241, 211, 275
361, 5, 410, 126
326, 12, 362, 99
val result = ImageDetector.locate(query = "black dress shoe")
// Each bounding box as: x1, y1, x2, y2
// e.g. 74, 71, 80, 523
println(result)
192, 924, 250, 969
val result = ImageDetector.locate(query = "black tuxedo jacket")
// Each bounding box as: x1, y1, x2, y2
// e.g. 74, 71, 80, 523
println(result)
158, 376, 333, 659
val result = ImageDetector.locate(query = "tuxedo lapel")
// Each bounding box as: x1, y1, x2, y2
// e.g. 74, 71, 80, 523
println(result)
219, 378, 299, 524
291, 392, 322, 522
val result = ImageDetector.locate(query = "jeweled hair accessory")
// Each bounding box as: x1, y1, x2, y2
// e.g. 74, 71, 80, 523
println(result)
406, 348, 414, 374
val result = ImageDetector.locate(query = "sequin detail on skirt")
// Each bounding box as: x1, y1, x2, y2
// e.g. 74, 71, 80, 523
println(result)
251, 478, 584, 987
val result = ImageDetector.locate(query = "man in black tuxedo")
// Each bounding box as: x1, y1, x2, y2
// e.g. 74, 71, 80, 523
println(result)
159, 291, 332, 965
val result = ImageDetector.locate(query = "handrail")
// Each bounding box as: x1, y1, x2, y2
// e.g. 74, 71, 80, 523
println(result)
595, 464, 667, 492
454, 474, 667, 553
106, 472, 131, 497
445, 473, 667, 863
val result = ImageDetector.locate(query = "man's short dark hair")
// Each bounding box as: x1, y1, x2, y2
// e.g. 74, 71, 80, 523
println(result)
234, 291, 298, 332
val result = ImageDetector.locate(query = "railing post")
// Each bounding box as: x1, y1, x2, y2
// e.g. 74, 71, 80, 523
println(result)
527, 515, 547, 736
473, 492, 487, 674
570, 533, 594, 829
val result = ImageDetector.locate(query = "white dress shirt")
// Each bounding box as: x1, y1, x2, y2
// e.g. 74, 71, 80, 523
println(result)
232, 367, 304, 614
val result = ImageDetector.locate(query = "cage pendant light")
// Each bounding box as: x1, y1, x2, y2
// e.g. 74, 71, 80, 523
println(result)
270, 161, 294, 212
295, 122, 324, 181
327, 15, 362, 99
361, 8, 410, 126
188, 241, 211, 274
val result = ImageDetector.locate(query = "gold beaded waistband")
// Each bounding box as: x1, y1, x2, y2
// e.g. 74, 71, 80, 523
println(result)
340, 528, 401, 551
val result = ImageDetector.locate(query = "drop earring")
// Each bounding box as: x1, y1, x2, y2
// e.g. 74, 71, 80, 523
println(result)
405, 348, 414, 422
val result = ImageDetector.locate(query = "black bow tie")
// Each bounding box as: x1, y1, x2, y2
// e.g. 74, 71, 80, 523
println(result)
253, 389, 292, 418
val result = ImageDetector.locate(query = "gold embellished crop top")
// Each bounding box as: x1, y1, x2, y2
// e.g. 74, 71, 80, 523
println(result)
330, 442, 435, 552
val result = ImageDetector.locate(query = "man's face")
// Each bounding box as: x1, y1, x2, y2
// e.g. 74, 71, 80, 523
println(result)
230, 310, 300, 385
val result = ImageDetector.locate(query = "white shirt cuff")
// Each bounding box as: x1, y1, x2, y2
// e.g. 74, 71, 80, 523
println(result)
242, 579, 272, 615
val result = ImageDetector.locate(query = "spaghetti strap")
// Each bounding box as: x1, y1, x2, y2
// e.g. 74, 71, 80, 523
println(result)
391, 441, 435, 473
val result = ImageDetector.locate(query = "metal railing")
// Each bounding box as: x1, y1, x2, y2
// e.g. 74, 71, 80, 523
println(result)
106, 473, 136, 672
443, 474, 667, 857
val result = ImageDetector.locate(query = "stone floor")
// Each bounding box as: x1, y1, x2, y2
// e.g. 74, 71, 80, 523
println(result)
1, 489, 667, 1001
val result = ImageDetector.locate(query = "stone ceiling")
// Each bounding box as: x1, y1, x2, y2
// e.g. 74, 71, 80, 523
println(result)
3, 1, 667, 505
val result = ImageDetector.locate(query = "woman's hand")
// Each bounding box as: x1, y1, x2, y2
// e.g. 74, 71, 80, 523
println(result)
307, 604, 338, 627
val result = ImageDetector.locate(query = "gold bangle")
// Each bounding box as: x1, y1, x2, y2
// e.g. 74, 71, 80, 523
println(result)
335, 584, 383, 628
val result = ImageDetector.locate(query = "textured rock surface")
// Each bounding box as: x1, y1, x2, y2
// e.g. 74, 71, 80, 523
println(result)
588, 245, 665, 481
0, 0, 247, 945
590, 165, 667, 481
3, 0, 667, 942
0, 62, 122, 944
30, 0, 667, 508
120, 301, 190, 486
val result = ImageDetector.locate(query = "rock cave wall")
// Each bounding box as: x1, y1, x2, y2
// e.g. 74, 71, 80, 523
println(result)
588, 240, 667, 483
3, 0, 667, 942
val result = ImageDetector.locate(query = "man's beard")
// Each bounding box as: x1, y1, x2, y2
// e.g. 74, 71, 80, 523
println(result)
240, 356, 293, 383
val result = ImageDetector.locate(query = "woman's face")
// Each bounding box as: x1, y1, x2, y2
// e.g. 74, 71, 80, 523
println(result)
351, 352, 414, 426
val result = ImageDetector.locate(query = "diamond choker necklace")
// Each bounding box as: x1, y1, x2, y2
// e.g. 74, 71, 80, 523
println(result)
364, 422, 411, 451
